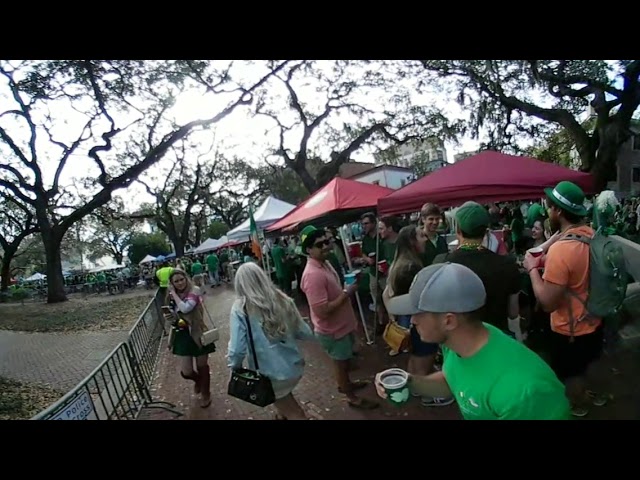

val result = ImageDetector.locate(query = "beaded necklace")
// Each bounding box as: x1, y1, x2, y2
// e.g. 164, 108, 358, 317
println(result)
457, 241, 485, 251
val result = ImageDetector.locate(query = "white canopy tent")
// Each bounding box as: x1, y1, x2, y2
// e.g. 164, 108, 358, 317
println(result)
193, 236, 228, 255
226, 196, 296, 241
25, 272, 46, 281
139, 254, 156, 264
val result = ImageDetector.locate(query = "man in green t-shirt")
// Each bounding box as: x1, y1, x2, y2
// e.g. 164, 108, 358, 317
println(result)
420, 203, 448, 267
191, 258, 203, 276
376, 262, 570, 420
373, 215, 400, 330
270, 238, 288, 291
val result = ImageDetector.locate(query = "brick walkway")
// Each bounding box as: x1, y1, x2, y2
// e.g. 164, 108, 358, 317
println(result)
139, 284, 640, 420
138, 285, 462, 420
0, 330, 129, 391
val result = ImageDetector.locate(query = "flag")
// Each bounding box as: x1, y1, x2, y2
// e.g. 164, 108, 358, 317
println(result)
249, 207, 262, 261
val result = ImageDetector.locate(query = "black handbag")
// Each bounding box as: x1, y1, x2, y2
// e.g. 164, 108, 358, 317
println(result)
227, 308, 275, 407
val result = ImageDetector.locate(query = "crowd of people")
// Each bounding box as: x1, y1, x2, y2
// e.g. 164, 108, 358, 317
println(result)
160, 180, 630, 420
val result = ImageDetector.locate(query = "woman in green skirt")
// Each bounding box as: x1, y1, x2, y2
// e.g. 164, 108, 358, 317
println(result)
167, 269, 216, 408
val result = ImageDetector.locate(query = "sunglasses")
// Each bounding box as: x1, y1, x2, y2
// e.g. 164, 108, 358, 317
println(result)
313, 239, 331, 248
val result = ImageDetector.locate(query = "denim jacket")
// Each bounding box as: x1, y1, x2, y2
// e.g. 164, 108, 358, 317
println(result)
227, 299, 315, 381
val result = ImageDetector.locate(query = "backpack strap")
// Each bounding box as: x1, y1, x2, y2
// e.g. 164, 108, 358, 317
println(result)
559, 230, 592, 341
560, 232, 591, 245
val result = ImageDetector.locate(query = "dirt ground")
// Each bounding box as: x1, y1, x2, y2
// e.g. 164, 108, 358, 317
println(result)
0, 288, 155, 333
0, 376, 63, 420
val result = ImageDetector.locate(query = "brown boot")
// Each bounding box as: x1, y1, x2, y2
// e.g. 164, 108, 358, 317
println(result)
198, 365, 212, 408
180, 371, 201, 394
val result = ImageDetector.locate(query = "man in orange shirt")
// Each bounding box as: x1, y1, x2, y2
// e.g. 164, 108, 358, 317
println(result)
524, 181, 606, 417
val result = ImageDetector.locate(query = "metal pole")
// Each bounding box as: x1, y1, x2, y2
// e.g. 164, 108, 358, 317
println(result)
374, 217, 380, 341
340, 225, 373, 345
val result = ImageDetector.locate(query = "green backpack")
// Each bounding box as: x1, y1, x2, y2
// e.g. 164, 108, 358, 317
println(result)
562, 229, 628, 336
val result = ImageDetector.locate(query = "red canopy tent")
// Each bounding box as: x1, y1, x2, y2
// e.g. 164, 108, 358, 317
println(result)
377, 150, 596, 215
267, 177, 394, 232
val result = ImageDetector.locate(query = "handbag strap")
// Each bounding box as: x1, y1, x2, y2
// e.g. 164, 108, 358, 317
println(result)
242, 304, 261, 372
201, 301, 216, 329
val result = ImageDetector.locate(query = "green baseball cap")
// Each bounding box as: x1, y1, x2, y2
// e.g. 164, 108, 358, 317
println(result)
299, 225, 318, 252
456, 201, 490, 236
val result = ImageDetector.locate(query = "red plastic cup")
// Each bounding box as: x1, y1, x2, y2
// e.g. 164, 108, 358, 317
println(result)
527, 247, 544, 258
378, 260, 389, 275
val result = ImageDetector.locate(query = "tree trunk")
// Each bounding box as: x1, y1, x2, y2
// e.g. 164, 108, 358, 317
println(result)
1, 255, 13, 292
291, 163, 319, 193
173, 238, 185, 257
114, 251, 124, 264
42, 231, 68, 303
589, 124, 622, 193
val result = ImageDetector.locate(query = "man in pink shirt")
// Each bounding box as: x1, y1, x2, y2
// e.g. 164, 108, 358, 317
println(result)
300, 226, 378, 410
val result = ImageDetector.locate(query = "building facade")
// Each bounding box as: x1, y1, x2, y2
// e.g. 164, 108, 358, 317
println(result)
345, 164, 414, 190
608, 126, 640, 197
374, 138, 448, 175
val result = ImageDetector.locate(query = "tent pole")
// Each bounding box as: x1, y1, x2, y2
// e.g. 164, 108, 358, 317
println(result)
340, 225, 373, 345
374, 216, 381, 342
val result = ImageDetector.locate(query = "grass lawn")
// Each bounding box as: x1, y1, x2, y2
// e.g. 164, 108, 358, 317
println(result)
0, 376, 63, 420
0, 290, 155, 333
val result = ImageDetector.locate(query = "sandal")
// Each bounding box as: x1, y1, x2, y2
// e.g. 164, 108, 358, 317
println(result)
347, 398, 379, 410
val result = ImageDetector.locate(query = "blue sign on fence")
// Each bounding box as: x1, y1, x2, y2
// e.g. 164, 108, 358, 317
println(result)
51, 389, 97, 420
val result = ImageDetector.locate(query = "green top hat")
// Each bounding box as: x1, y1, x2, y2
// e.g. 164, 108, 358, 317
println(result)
544, 181, 587, 217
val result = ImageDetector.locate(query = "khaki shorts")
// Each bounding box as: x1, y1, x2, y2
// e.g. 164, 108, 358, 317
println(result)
369, 273, 387, 304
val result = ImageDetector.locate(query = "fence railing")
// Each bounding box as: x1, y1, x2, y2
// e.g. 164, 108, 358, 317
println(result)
32, 289, 181, 420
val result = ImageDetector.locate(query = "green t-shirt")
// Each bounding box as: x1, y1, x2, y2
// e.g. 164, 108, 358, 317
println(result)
271, 245, 285, 278
206, 253, 219, 271
220, 252, 229, 263
442, 324, 570, 420
422, 235, 448, 267
510, 217, 524, 243
382, 238, 397, 266
361, 233, 377, 275
191, 261, 203, 276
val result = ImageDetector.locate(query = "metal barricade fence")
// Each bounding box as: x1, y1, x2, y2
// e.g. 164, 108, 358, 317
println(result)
127, 288, 166, 387
31, 289, 181, 420
33, 342, 149, 420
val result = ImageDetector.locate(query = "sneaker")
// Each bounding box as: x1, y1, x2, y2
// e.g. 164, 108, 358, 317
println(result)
388, 350, 400, 357
587, 390, 607, 407
571, 406, 589, 417
421, 396, 455, 407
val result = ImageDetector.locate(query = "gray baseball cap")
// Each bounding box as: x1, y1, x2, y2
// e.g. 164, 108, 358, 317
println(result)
386, 262, 486, 316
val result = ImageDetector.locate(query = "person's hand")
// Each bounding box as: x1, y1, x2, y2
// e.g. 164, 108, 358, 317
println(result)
345, 283, 358, 296
374, 372, 388, 400
545, 231, 561, 249
365, 256, 375, 266
523, 252, 544, 272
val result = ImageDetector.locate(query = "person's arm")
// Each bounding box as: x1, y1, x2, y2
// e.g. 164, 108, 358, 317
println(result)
172, 292, 199, 314
538, 231, 561, 253
226, 306, 247, 369
525, 248, 568, 313
304, 270, 356, 319
408, 371, 452, 398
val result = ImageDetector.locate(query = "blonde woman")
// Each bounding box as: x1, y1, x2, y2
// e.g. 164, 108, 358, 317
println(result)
167, 269, 215, 408
227, 262, 315, 420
